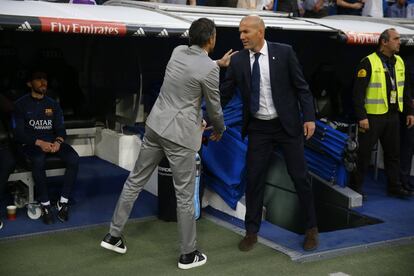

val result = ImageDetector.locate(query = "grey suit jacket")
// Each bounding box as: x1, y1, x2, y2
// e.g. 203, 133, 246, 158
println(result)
146, 45, 225, 151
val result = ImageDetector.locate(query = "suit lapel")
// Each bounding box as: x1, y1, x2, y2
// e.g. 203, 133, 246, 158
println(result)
242, 50, 251, 92
268, 43, 278, 94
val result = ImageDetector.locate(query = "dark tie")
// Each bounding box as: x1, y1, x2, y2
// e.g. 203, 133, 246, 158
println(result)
250, 52, 261, 114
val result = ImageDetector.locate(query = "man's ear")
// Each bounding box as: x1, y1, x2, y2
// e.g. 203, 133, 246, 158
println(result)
26, 81, 32, 88
259, 28, 265, 39
207, 36, 214, 46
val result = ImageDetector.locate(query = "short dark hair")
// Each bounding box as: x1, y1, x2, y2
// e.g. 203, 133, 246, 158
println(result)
26, 66, 47, 82
378, 28, 396, 47
27, 69, 47, 81
189, 18, 216, 47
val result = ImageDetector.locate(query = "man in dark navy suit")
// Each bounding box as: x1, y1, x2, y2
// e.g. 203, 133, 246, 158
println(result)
220, 15, 318, 251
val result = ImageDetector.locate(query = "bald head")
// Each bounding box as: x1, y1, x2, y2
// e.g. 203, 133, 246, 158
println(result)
378, 28, 401, 57
241, 15, 265, 32
239, 15, 265, 52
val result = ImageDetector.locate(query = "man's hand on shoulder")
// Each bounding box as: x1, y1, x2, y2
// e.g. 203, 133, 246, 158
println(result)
216, 49, 238, 68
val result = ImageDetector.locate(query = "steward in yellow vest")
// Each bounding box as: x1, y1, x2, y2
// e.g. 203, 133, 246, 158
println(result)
365, 52, 404, 114
351, 28, 414, 199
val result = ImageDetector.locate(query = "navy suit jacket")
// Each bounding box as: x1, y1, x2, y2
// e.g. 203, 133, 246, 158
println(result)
220, 41, 315, 138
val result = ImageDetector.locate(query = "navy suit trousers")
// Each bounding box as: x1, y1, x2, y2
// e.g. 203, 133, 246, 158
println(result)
245, 117, 317, 233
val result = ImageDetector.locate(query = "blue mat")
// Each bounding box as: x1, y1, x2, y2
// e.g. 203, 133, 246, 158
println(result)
206, 170, 414, 260
0, 157, 158, 240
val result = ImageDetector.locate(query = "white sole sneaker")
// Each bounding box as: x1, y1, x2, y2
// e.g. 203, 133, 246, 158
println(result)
100, 240, 127, 254
178, 253, 207, 270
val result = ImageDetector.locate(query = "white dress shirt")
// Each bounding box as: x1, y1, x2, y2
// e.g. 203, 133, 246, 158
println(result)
249, 41, 278, 120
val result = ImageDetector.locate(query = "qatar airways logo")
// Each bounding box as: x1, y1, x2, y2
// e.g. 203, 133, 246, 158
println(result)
40, 17, 127, 36
29, 119, 52, 130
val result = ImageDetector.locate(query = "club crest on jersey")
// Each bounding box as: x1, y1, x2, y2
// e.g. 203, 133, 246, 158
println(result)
45, 108, 53, 116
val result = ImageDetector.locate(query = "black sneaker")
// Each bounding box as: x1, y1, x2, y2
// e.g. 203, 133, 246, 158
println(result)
100, 233, 127, 254
57, 201, 69, 222
41, 205, 54, 225
178, 250, 207, 270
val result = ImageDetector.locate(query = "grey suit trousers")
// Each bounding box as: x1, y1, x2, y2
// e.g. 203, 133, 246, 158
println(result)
109, 127, 197, 254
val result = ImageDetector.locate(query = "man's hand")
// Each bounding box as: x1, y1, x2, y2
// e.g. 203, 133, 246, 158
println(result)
50, 141, 61, 153
216, 49, 237, 68
209, 131, 223, 142
303, 121, 315, 140
201, 119, 207, 131
406, 115, 414, 128
359, 118, 369, 130
35, 139, 54, 153
203, 122, 225, 141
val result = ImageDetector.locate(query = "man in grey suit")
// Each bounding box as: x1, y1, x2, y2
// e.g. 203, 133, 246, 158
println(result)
100, 18, 233, 270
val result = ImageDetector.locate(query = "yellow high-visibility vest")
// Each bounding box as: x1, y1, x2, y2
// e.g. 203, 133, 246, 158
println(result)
365, 52, 405, 114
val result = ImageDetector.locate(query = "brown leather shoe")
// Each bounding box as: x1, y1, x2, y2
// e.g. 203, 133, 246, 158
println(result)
238, 233, 257, 252
303, 227, 319, 251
